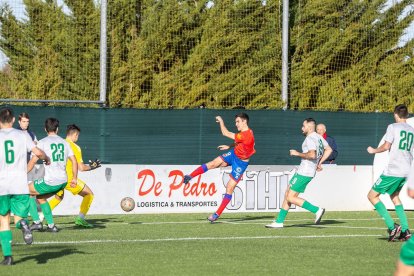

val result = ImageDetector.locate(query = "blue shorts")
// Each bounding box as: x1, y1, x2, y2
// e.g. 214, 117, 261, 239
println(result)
220, 149, 249, 182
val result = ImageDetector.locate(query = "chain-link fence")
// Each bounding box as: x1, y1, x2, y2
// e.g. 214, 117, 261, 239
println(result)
0, 0, 412, 111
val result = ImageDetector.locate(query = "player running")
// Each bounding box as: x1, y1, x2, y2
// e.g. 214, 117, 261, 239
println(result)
366, 104, 413, 242
0, 108, 49, 265
183, 113, 255, 223
266, 118, 332, 228
48, 124, 101, 228
28, 118, 78, 232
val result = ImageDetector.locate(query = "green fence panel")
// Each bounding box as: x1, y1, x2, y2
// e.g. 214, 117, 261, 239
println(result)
3, 106, 394, 165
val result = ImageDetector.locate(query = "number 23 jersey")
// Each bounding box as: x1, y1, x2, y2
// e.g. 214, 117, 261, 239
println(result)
37, 135, 74, 185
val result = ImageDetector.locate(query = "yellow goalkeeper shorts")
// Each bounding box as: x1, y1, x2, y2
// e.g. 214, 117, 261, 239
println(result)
56, 178, 86, 197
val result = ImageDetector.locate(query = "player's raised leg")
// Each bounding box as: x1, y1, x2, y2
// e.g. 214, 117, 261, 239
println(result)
184, 156, 226, 184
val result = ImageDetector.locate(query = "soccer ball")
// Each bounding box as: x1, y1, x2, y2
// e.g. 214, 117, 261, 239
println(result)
120, 197, 135, 212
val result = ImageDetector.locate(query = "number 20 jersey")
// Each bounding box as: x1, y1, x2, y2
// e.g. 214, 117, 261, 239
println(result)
383, 122, 414, 177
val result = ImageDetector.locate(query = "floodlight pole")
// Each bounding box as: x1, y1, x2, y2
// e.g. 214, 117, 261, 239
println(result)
99, 0, 108, 107
281, 0, 289, 110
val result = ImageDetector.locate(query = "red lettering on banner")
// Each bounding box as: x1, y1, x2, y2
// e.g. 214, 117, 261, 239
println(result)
168, 172, 217, 197
168, 170, 184, 197
137, 169, 162, 196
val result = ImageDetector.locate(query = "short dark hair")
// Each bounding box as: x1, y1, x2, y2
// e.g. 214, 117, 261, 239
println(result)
0, 108, 14, 124
304, 118, 316, 125
45, 118, 59, 133
18, 112, 30, 121
394, 104, 408, 119
235, 112, 249, 124
66, 124, 81, 135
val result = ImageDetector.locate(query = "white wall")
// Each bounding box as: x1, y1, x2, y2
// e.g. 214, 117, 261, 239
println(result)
43, 164, 410, 215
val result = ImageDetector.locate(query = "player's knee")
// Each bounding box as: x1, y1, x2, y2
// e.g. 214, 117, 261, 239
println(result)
286, 193, 296, 203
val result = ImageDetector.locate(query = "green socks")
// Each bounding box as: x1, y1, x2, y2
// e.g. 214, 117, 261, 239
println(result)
40, 202, 54, 225
395, 204, 409, 232
374, 201, 395, 230
276, 209, 288, 223
29, 197, 40, 222
302, 201, 319, 214
0, 230, 12, 257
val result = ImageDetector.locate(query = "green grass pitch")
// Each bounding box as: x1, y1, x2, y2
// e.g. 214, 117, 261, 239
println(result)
0, 211, 409, 275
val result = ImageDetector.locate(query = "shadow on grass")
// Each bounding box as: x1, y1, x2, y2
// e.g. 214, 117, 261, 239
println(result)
14, 247, 86, 264
291, 220, 346, 228
196, 215, 275, 222
57, 217, 128, 229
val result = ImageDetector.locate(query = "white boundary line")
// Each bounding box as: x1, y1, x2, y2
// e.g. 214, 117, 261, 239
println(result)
16, 234, 383, 245
101, 217, 398, 226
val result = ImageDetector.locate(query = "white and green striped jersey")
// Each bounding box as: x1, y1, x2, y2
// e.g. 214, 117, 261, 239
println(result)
0, 128, 36, 195
383, 123, 414, 177
37, 134, 74, 186
297, 132, 328, 177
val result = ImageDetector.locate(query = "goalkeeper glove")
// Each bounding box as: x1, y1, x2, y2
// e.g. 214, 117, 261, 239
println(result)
88, 159, 101, 170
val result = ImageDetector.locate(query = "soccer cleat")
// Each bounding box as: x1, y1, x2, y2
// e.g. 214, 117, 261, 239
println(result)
183, 175, 192, 184
265, 222, 284, 228
20, 219, 33, 245
399, 229, 412, 241
207, 213, 219, 223
75, 217, 93, 228
30, 222, 43, 232
46, 225, 59, 233
388, 223, 402, 242
315, 208, 325, 224
0, 256, 13, 266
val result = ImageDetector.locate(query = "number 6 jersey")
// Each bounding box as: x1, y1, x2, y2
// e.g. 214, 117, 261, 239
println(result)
36, 134, 74, 186
383, 122, 414, 177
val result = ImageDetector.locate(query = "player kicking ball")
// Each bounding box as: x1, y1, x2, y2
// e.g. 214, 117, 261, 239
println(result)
266, 118, 332, 228
183, 113, 255, 223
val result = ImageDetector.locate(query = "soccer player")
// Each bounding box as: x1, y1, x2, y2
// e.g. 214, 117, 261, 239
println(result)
395, 162, 414, 275
0, 108, 49, 265
266, 118, 332, 228
366, 104, 413, 242
183, 113, 255, 223
28, 118, 78, 232
14, 112, 37, 242
48, 124, 101, 228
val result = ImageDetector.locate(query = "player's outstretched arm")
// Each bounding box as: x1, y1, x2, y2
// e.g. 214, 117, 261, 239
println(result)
367, 141, 391, 154
216, 116, 235, 140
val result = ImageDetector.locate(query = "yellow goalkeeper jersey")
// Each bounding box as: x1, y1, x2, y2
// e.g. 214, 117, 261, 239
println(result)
66, 138, 83, 180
